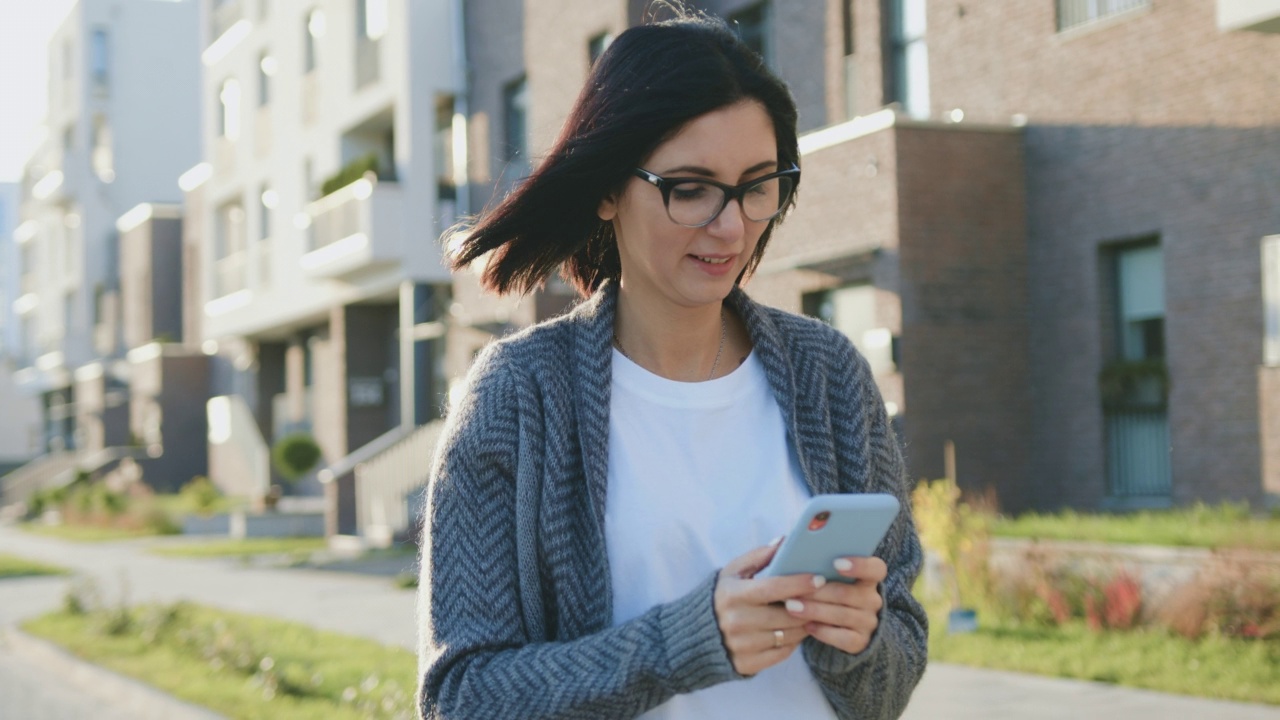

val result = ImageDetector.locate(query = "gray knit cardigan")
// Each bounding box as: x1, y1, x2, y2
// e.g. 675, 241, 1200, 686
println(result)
417, 281, 928, 719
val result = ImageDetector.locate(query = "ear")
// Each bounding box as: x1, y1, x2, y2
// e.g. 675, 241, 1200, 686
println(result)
597, 194, 617, 222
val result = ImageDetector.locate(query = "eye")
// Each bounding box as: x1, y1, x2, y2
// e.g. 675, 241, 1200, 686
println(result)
670, 183, 710, 201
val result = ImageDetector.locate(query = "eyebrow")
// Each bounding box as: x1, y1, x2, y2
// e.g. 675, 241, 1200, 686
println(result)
658, 160, 779, 179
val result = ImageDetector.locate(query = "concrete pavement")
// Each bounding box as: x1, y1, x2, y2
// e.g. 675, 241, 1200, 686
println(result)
1, 524, 1278, 719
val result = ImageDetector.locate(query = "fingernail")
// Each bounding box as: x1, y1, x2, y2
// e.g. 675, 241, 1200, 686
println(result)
785, 599, 805, 613
768, 535, 784, 548
834, 558, 854, 572
812, 575, 826, 589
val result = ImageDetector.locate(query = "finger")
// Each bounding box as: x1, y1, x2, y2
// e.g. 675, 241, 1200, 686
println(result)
833, 556, 888, 583
733, 573, 828, 606
806, 622, 873, 655
785, 599, 879, 636
717, 604, 811, 644
808, 582, 884, 613
723, 538, 784, 578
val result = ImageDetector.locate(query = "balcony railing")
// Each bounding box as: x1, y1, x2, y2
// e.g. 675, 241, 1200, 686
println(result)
211, 0, 245, 44
213, 251, 248, 298
302, 174, 404, 279
1057, 0, 1149, 31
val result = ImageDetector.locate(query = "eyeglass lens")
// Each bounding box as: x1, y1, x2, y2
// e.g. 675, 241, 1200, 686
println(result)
667, 176, 794, 226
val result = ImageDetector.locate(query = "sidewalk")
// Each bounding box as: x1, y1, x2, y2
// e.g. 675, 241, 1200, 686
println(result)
2, 525, 1278, 720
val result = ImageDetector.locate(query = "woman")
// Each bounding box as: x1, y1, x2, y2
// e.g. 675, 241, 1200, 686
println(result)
418, 10, 927, 720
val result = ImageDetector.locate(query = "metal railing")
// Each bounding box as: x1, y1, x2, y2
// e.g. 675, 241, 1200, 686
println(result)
0, 452, 77, 510
1057, 0, 1149, 31
211, 0, 245, 44
1106, 409, 1171, 498
213, 251, 248, 298
352, 420, 446, 545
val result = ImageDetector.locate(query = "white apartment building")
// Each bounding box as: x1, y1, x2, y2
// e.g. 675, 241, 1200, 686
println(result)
188, 0, 461, 509
0, 183, 41, 470
13, 0, 201, 453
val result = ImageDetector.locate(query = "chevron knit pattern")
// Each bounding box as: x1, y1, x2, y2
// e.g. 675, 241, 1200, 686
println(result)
418, 280, 928, 719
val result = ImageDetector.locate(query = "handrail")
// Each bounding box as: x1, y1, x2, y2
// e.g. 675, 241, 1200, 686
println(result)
353, 420, 446, 545
316, 423, 413, 484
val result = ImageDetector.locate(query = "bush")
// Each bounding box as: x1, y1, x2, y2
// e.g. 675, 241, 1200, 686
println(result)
1159, 560, 1280, 641
271, 434, 323, 482
179, 476, 222, 516
319, 153, 381, 198
912, 477, 994, 612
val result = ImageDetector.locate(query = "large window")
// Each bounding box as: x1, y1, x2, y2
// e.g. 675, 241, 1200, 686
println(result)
588, 32, 613, 68
90, 29, 109, 90
1057, 0, 1150, 32
502, 76, 529, 183
1264, 235, 1280, 366
729, 2, 771, 67
803, 284, 897, 377
886, 0, 929, 119
258, 51, 275, 106
1116, 244, 1165, 362
304, 9, 324, 73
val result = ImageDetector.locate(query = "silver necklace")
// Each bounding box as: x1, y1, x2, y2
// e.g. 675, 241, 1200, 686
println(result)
614, 310, 727, 381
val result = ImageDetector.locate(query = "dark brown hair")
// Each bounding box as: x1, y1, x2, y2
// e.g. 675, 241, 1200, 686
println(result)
447, 10, 800, 297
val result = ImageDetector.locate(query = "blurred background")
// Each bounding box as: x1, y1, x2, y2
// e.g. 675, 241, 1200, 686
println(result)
0, 1, 1278, 719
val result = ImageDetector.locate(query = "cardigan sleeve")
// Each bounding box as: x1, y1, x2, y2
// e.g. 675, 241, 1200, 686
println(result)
417, 348, 743, 720
802, 339, 930, 719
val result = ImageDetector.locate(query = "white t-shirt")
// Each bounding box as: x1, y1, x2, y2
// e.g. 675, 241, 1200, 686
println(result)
605, 349, 839, 720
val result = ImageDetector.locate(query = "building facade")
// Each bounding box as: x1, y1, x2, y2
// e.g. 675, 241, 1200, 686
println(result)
12, 0, 202, 459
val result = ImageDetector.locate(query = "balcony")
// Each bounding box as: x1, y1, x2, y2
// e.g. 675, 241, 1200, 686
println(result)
1217, 0, 1280, 31
211, 0, 246, 45
213, 250, 249, 298
301, 174, 404, 279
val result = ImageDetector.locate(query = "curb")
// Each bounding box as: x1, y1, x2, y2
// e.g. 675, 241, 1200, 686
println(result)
0, 624, 227, 720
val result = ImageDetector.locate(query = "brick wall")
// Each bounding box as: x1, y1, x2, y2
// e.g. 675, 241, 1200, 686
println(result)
1025, 124, 1280, 508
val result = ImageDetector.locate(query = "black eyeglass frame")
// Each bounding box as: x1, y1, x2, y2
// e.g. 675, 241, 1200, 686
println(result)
632, 165, 801, 228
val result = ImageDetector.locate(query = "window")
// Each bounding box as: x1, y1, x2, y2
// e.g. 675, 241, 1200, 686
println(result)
729, 2, 771, 67
803, 284, 897, 376
1115, 244, 1164, 361
91, 114, 114, 182
304, 9, 324, 73
588, 32, 613, 67
886, 0, 929, 119
502, 76, 529, 181
90, 29, 109, 89
1057, 0, 1150, 32
1264, 235, 1280, 366
258, 52, 275, 106
219, 78, 241, 140
358, 0, 388, 41
259, 185, 277, 240
842, 0, 856, 119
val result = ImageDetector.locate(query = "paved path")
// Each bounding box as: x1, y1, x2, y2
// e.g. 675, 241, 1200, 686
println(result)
2, 525, 1279, 720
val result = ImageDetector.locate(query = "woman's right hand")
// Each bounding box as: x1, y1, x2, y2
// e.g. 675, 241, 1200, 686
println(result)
714, 541, 825, 676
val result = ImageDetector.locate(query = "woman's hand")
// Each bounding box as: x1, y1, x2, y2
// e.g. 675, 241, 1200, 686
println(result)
714, 542, 825, 676
782, 556, 887, 655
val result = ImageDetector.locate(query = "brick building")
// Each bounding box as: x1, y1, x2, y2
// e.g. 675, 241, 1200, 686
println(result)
453, 0, 1280, 514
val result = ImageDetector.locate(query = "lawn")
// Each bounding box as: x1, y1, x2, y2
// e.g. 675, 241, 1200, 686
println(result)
149, 537, 329, 559
931, 618, 1280, 706
23, 602, 416, 720
0, 553, 66, 579
992, 503, 1280, 551
19, 522, 162, 542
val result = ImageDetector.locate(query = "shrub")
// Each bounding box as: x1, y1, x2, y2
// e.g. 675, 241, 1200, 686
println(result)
912, 477, 994, 611
271, 434, 323, 482
179, 476, 222, 516
319, 153, 381, 198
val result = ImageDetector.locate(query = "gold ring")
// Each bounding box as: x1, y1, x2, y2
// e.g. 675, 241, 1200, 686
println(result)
773, 629, 784, 648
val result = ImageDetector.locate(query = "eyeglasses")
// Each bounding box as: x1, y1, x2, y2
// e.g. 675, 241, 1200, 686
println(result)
632, 166, 800, 228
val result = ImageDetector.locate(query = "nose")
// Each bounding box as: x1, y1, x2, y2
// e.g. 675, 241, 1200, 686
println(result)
706, 196, 747, 239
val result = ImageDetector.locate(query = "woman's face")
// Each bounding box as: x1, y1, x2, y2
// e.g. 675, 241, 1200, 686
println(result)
599, 99, 779, 311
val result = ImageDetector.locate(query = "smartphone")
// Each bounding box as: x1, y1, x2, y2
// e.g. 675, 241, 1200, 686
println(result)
757, 493, 900, 583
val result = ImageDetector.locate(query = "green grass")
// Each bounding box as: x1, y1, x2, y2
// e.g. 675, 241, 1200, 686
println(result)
22, 603, 416, 720
149, 537, 329, 559
0, 553, 67, 579
19, 523, 162, 542
992, 504, 1280, 551
931, 617, 1280, 705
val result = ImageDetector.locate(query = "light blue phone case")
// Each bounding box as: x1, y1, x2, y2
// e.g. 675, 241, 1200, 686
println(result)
757, 493, 900, 583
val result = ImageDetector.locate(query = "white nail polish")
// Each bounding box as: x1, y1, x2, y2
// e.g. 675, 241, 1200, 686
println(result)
834, 558, 854, 572
785, 599, 804, 613
768, 535, 784, 548
812, 575, 826, 589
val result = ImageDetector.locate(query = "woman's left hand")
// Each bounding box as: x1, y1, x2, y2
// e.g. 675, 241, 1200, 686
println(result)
781, 556, 887, 655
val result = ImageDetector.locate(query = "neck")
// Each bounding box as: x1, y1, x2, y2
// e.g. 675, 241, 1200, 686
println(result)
614, 287, 729, 382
